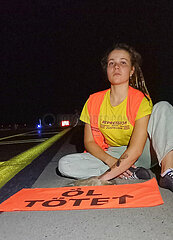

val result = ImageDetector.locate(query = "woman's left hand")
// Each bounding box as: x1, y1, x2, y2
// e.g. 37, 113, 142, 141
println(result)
118, 165, 136, 179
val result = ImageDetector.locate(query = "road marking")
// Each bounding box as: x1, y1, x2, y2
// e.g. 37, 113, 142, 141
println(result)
0, 130, 36, 141
0, 138, 49, 145
0, 128, 71, 188
26, 131, 60, 136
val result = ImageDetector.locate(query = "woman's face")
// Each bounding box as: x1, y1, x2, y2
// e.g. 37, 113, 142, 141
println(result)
107, 49, 134, 86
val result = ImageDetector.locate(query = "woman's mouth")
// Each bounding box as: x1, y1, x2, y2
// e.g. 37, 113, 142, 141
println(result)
113, 73, 121, 76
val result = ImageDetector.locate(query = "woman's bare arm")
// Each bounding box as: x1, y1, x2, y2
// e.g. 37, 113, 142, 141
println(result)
84, 123, 119, 168
99, 115, 150, 180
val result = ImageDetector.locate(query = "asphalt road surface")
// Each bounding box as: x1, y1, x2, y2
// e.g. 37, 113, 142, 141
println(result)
0, 126, 172, 240
0, 126, 80, 203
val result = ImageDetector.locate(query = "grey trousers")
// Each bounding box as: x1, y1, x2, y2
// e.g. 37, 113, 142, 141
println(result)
58, 101, 173, 179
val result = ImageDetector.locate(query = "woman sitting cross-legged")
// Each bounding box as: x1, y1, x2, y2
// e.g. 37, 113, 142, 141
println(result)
58, 43, 173, 192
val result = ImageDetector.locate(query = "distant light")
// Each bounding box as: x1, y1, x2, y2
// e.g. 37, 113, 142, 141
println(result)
61, 120, 70, 127
37, 124, 42, 129
49, 123, 52, 126
37, 118, 42, 129
38, 130, 41, 134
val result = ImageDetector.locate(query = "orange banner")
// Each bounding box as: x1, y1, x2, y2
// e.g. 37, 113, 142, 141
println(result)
0, 178, 163, 212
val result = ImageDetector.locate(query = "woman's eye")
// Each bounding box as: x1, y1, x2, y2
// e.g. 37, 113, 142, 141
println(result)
121, 61, 127, 65
108, 62, 114, 66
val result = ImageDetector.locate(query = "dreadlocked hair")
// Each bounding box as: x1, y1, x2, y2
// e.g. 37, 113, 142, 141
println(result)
101, 43, 150, 100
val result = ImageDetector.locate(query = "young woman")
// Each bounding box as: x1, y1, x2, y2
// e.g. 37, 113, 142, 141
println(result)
58, 43, 173, 192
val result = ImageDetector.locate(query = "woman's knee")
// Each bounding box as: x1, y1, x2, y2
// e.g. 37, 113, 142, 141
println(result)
58, 155, 72, 176
152, 101, 172, 114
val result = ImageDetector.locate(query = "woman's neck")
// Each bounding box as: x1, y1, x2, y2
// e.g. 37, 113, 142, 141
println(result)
110, 84, 129, 106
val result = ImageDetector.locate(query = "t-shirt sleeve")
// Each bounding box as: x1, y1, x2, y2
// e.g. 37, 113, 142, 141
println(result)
80, 99, 90, 124
135, 97, 153, 121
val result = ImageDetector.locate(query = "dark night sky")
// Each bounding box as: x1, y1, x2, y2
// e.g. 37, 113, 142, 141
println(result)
0, 0, 173, 124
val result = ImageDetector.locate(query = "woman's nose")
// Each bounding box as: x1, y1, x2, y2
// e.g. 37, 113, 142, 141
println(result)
114, 63, 119, 68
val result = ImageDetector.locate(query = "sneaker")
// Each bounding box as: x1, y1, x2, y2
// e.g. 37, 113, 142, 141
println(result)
128, 167, 151, 180
159, 170, 173, 192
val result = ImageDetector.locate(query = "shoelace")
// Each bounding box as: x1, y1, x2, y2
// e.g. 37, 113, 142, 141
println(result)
128, 172, 138, 180
167, 171, 173, 179
121, 170, 140, 180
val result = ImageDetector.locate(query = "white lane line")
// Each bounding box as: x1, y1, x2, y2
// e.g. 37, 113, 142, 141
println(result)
0, 138, 49, 145
26, 131, 60, 136
0, 130, 37, 141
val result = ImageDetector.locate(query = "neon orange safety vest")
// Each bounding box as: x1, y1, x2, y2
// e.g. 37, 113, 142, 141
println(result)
87, 86, 145, 150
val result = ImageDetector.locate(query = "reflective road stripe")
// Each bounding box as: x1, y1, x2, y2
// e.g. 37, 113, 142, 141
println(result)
0, 138, 49, 145
0, 128, 71, 188
0, 130, 36, 141
26, 131, 60, 136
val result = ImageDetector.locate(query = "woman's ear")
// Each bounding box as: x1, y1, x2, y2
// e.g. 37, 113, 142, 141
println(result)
130, 66, 135, 77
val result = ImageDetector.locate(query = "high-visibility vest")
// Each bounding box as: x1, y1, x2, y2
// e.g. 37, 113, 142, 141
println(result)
87, 86, 145, 150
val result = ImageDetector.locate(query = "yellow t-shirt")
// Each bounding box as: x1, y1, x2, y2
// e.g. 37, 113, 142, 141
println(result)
80, 89, 152, 147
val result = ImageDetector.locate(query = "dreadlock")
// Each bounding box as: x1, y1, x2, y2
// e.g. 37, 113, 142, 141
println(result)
101, 43, 150, 99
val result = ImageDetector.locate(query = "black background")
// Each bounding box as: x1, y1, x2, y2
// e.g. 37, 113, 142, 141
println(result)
1, 0, 173, 124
